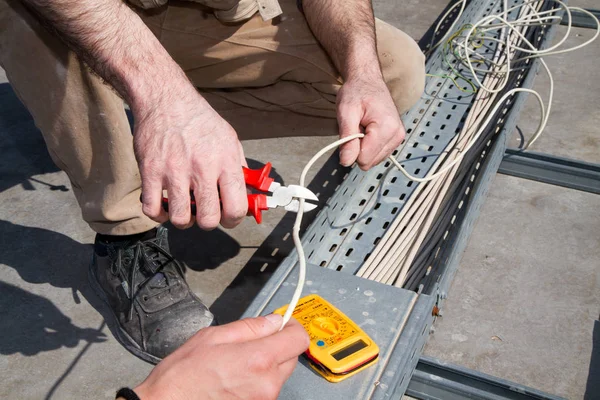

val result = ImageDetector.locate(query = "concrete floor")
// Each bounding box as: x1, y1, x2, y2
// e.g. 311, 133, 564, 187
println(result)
0, 0, 598, 399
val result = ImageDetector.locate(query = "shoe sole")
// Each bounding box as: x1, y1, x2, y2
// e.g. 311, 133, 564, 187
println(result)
88, 254, 162, 365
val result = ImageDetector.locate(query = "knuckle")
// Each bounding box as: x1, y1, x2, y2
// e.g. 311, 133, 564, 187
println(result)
197, 214, 220, 230
170, 215, 190, 229
142, 203, 159, 218
248, 351, 275, 374
227, 202, 248, 221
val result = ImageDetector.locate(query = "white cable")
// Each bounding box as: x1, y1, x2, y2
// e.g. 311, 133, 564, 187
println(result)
515, 7, 599, 60
280, 83, 546, 326
280, 134, 364, 330
427, 0, 467, 53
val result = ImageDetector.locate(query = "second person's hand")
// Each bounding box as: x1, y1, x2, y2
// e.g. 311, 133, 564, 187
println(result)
134, 314, 310, 400
134, 86, 248, 230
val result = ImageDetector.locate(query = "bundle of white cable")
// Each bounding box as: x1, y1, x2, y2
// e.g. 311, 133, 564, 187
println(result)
280, 0, 599, 328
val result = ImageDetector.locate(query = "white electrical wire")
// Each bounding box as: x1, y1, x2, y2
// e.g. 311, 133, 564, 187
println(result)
427, 0, 467, 53
280, 134, 364, 330
279, 0, 599, 328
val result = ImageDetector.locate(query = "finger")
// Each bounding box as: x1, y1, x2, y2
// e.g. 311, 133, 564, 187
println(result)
372, 123, 405, 167
250, 318, 309, 365
199, 314, 284, 346
355, 123, 384, 170
192, 176, 221, 230
370, 127, 404, 169
166, 177, 192, 229
339, 138, 361, 167
142, 174, 169, 223
337, 102, 363, 167
219, 165, 247, 229
357, 120, 403, 170
238, 142, 248, 168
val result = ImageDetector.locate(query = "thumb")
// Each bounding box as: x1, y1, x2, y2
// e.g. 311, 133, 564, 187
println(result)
337, 102, 363, 167
204, 314, 283, 345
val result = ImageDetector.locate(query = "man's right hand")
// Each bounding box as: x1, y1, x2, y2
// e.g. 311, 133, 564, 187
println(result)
134, 87, 248, 230
133, 314, 310, 400
18, 0, 249, 231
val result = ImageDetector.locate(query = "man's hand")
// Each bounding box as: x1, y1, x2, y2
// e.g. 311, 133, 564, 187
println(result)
135, 88, 247, 230
134, 314, 309, 400
302, 0, 405, 170
337, 75, 405, 170
21, 0, 248, 230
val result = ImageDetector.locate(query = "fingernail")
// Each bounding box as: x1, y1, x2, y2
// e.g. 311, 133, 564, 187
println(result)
339, 150, 350, 166
265, 313, 283, 326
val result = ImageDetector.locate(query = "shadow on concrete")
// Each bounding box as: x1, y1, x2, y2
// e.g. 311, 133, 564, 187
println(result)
585, 319, 600, 400
211, 154, 349, 323
0, 220, 108, 356
167, 222, 241, 272
0, 83, 65, 194
0, 280, 106, 356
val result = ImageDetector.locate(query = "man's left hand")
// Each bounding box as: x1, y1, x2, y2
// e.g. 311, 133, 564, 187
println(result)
337, 74, 406, 170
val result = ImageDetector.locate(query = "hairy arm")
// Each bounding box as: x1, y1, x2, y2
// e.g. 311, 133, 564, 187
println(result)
302, 0, 381, 82
20, 0, 248, 231
302, 0, 405, 170
20, 0, 195, 116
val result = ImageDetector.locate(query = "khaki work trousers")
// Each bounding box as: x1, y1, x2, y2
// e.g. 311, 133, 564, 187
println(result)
0, 0, 425, 235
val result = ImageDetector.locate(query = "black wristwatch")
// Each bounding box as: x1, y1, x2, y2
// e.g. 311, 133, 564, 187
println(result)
116, 387, 141, 400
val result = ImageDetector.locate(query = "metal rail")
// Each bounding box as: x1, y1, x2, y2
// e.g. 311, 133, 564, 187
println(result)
499, 149, 600, 194
560, 8, 600, 30
406, 356, 566, 400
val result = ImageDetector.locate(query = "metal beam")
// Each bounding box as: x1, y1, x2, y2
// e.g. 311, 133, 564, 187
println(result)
406, 356, 566, 400
498, 149, 600, 194
560, 8, 600, 30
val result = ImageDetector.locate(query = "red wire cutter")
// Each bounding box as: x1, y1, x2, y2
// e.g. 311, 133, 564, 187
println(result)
160, 163, 318, 224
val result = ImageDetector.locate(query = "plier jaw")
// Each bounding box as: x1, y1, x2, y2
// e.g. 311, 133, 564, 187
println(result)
244, 163, 318, 224
158, 162, 319, 224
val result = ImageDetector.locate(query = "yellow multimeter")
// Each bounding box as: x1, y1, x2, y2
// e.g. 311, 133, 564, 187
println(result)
273, 294, 379, 383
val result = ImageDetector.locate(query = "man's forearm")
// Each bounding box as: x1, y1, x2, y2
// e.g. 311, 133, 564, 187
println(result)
21, 0, 197, 115
302, 0, 381, 82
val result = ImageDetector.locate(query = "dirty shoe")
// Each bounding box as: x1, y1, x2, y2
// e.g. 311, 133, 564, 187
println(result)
88, 226, 214, 364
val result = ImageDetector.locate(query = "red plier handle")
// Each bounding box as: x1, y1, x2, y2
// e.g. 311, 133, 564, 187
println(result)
159, 163, 274, 224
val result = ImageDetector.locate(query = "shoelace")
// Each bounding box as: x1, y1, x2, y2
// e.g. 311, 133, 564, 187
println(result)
113, 240, 185, 322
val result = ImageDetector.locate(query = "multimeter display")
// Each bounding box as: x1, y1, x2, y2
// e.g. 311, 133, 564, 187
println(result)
273, 294, 379, 383
332, 339, 368, 361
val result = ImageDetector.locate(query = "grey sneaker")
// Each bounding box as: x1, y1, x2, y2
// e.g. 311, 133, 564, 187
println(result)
88, 226, 214, 364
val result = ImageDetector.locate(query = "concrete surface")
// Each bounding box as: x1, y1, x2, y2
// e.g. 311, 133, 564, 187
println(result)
423, 175, 600, 399
508, 25, 600, 164
0, 0, 599, 399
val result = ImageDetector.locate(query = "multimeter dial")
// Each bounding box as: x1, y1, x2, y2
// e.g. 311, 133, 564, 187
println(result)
310, 317, 339, 336
304, 310, 357, 346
